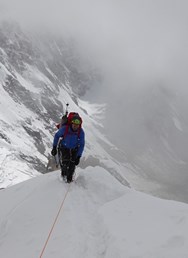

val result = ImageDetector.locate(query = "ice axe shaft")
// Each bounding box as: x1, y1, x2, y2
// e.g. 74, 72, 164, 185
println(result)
65, 103, 69, 116
54, 155, 59, 168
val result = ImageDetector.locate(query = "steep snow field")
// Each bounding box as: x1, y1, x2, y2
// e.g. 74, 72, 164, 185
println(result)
0, 167, 188, 258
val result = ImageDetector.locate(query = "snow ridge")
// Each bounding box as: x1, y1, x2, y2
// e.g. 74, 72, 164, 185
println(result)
0, 167, 188, 258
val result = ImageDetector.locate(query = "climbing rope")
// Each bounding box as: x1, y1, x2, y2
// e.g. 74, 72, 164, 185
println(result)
39, 183, 71, 258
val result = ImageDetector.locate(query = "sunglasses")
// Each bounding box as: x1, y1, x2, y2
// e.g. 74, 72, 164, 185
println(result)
71, 119, 81, 125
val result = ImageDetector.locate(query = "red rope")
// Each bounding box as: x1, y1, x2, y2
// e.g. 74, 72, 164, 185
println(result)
39, 184, 71, 258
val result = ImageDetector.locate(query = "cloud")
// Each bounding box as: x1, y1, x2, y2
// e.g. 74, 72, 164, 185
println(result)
1, 1, 188, 99
1, 0, 188, 95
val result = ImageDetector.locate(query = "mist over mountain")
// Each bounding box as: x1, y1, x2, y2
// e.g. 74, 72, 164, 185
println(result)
1, 0, 188, 204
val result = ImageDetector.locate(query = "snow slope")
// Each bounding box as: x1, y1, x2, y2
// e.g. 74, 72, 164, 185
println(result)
0, 167, 188, 258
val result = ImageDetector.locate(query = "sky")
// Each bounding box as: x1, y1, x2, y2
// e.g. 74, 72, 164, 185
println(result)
1, 167, 188, 258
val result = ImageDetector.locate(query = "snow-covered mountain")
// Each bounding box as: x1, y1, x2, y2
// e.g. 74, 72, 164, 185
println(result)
1, 19, 188, 206
0, 21, 131, 189
1, 167, 188, 258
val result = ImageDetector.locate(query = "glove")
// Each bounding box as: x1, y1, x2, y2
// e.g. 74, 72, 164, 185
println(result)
51, 147, 57, 156
75, 156, 81, 166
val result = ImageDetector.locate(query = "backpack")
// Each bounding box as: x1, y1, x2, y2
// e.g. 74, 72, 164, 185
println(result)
56, 112, 82, 139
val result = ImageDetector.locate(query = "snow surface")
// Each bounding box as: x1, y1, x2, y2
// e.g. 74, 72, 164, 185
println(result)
0, 166, 188, 258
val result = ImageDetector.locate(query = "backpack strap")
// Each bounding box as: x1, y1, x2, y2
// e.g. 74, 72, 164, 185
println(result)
78, 126, 81, 137
63, 124, 70, 140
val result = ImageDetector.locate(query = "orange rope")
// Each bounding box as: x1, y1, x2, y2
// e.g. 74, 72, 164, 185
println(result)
39, 184, 71, 258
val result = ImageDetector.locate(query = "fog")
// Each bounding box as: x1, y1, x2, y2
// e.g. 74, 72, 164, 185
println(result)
1, 0, 188, 200
1, 0, 188, 93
